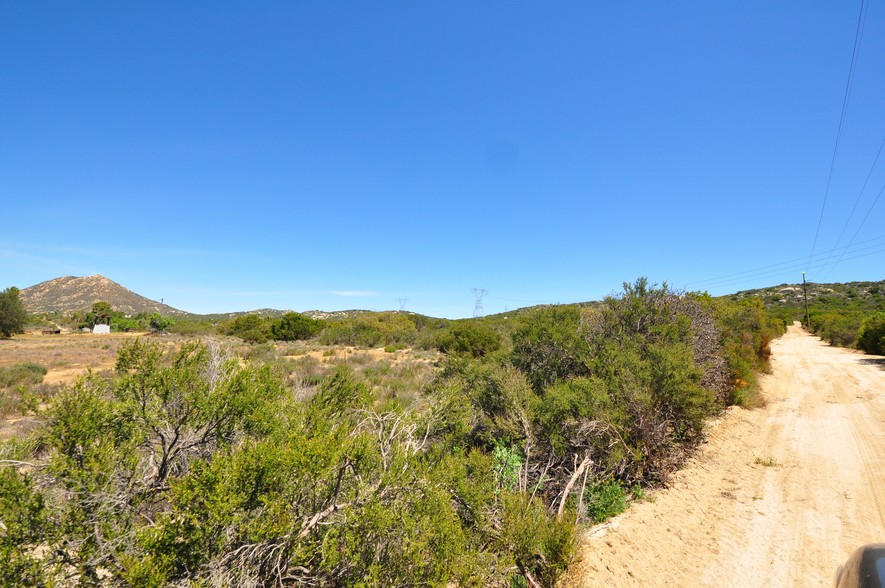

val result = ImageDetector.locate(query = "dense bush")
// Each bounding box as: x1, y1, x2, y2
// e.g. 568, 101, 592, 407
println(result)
217, 313, 274, 343
759, 280, 883, 353
3, 340, 576, 587
510, 305, 590, 393
0, 464, 47, 586
271, 311, 325, 341
811, 311, 864, 347
434, 320, 503, 358
699, 295, 784, 407
319, 312, 418, 347
857, 312, 885, 355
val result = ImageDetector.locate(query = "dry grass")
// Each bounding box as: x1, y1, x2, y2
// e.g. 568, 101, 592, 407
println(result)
0, 332, 180, 385
0, 333, 183, 438
0, 333, 444, 438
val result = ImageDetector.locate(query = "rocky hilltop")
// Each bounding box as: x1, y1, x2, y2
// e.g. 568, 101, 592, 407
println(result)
20, 275, 187, 316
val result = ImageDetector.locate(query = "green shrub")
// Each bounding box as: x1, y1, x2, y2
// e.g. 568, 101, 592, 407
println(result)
493, 441, 523, 492
217, 314, 273, 343
435, 321, 503, 358
812, 312, 863, 347
1, 277, 787, 587
858, 312, 885, 355
0, 466, 49, 586
271, 312, 324, 341
497, 492, 577, 587
319, 312, 418, 347
510, 305, 590, 393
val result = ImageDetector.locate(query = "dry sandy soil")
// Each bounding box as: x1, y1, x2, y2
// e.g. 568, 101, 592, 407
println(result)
563, 324, 885, 587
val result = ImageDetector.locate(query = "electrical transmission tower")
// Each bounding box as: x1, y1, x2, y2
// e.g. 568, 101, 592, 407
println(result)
396, 298, 408, 311
471, 288, 487, 317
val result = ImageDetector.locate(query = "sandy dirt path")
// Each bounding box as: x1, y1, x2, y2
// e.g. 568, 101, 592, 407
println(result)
563, 324, 885, 587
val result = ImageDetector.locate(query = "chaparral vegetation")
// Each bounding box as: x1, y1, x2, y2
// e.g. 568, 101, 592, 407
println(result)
1, 278, 786, 587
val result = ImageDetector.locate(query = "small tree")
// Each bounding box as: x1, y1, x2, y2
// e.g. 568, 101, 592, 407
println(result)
148, 313, 174, 333
84, 300, 116, 328
0, 287, 28, 338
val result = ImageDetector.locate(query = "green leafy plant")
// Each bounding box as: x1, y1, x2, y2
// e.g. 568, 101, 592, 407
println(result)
584, 479, 629, 523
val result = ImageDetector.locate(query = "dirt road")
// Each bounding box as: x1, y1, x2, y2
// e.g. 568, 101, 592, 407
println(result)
564, 324, 885, 587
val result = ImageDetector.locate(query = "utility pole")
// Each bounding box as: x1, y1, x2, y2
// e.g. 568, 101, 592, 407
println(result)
802, 272, 810, 328
396, 299, 407, 312
471, 288, 487, 318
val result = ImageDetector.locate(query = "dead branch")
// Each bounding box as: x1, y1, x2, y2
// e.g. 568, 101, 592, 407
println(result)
557, 454, 593, 519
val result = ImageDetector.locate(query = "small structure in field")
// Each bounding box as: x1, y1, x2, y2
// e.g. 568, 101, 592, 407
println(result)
93, 324, 111, 335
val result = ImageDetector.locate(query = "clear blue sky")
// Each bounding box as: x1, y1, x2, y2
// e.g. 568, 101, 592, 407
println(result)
2, 2, 884, 318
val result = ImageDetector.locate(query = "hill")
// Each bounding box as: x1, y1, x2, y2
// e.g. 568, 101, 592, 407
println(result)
729, 279, 885, 317
729, 279, 885, 347
21, 275, 188, 316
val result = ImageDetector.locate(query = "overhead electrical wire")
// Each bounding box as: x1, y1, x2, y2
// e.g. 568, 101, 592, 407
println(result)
820, 132, 885, 281
808, 0, 870, 274
826, 180, 885, 276
684, 234, 885, 291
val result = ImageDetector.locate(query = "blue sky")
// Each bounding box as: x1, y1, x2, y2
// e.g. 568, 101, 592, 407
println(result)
2, 2, 884, 318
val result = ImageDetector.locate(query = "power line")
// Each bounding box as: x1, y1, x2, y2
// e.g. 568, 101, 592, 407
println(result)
684, 234, 885, 291
808, 0, 870, 271
823, 132, 885, 277
823, 180, 885, 280
487, 294, 551, 305
687, 234, 885, 286
697, 243, 885, 291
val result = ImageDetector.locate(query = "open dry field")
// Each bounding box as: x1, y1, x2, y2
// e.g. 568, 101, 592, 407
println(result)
0, 333, 439, 440
0, 332, 173, 440
0, 332, 166, 386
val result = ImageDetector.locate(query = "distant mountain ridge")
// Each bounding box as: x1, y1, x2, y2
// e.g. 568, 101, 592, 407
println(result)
21, 275, 188, 316
21, 274, 884, 321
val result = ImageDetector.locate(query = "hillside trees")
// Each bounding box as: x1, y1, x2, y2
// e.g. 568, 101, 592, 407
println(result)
0, 287, 28, 338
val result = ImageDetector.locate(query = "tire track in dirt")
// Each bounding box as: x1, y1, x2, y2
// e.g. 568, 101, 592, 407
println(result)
562, 324, 885, 587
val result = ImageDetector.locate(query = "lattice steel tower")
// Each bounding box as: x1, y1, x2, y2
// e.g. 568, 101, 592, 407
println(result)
471, 288, 487, 318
